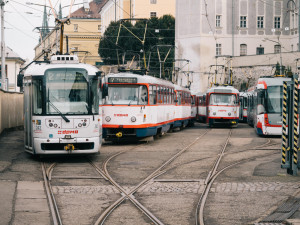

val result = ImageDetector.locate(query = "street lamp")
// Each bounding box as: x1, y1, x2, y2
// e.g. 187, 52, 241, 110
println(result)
263, 38, 283, 75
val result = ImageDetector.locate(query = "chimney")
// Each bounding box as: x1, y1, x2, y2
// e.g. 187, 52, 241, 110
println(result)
83, 0, 90, 12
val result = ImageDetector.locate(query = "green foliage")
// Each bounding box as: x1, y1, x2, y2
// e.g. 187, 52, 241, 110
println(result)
98, 15, 175, 79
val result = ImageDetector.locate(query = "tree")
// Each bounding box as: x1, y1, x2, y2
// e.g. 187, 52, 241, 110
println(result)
98, 15, 175, 79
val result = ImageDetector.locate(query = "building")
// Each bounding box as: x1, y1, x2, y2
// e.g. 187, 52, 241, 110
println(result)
1, 47, 26, 92
175, 0, 300, 92
34, 0, 106, 66
99, 0, 175, 34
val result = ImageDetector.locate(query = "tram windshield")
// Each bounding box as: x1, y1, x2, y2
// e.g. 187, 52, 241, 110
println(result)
209, 94, 237, 106
105, 85, 148, 105
266, 86, 282, 114
43, 69, 98, 115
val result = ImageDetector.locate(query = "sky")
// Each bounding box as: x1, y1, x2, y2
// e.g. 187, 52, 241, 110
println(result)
4, 0, 85, 61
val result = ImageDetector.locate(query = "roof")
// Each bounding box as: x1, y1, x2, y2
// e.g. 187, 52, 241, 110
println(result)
70, 0, 107, 19
0, 46, 26, 63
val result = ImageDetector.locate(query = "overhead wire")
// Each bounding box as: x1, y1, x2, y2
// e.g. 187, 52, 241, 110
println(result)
4, 20, 38, 40
8, 2, 36, 28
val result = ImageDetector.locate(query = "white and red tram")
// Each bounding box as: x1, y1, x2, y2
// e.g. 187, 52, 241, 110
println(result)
173, 85, 192, 129
197, 85, 240, 127
19, 55, 102, 154
102, 73, 177, 139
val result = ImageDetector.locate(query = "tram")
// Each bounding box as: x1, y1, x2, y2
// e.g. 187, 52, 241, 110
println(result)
197, 85, 240, 127
102, 72, 177, 140
173, 85, 192, 129
239, 92, 248, 122
246, 89, 255, 127
252, 76, 291, 136
18, 55, 102, 154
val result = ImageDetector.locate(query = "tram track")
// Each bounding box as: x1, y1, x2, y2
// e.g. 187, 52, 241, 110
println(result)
41, 143, 145, 225
41, 126, 279, 225
92, 128, 211, 225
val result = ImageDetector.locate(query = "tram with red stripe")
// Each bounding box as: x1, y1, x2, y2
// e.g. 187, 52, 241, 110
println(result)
252, 76, 291, 135
197, 85, 240, 127
102, 72, 192, 140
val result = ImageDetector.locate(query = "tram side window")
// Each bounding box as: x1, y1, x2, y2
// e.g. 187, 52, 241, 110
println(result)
33, 79, 43, 115
157, 86, 162, 104
149, 85, 156, 105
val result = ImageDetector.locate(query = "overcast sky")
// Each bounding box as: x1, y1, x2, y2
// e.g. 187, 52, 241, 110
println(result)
4, 0, 85, 61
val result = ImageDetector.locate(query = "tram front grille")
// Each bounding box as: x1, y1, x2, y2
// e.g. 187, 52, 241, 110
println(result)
41, 143, 94, 150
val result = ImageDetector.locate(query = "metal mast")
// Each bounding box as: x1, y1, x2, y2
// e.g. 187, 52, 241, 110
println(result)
1, 0, 5, 90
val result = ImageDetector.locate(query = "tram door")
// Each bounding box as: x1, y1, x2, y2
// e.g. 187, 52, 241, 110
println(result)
24, 79, 33, 151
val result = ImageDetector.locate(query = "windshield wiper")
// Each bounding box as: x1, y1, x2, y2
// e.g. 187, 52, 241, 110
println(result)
48, 100, 70, 123
128, 100, 132, 106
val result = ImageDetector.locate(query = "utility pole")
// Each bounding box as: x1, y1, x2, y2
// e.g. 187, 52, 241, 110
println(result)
232, 0, 234, 56
299, 0, 300, 51
0, 0, 5, 91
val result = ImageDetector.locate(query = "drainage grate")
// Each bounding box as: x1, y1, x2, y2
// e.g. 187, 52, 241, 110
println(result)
259, 198, 300, 223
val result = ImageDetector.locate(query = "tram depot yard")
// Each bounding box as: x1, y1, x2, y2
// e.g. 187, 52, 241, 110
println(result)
0, 123, 300, 225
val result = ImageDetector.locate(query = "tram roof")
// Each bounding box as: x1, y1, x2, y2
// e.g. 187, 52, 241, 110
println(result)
207, 85, 239, 94
105, 72, 175, 87
256, 76, 292, 88
24, 61, 99, 77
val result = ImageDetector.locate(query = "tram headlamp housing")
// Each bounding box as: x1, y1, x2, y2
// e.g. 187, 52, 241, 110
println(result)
213, 112, 216, 115
228, 112, 231, 116
105, 116, 111, 122
131, 116, 137, 122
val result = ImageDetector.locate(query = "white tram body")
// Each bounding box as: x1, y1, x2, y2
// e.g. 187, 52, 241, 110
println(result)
174, 85, 192, 128
197, 85, 239, 127
22, 55, 102, 154
253, 76, 291, 136
102, 73, 191, 139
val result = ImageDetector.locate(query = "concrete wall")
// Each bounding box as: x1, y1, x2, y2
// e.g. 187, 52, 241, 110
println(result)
0, 90, 23, 134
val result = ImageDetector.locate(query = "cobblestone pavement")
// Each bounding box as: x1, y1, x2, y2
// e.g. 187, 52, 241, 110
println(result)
52, 181, 300, 195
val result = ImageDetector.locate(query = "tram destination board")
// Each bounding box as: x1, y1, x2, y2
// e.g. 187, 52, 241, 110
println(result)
108, 77, 137, 83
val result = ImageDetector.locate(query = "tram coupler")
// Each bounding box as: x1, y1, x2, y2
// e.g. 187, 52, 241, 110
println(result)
64, 144, 75, 151
116, 132, 123, 138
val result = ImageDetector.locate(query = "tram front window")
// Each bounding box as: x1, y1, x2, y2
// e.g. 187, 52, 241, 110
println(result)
209, 94, 236, 106
106, 85, 148, 105
45, 69, 90, 115
266, 86, 282, 114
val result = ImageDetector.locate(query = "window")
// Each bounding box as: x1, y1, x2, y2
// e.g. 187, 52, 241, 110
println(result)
240, 44, 247, 56
257, 16, 264, 29
98, 25, 101, 32
150, 0, 157, 4
216, 43, 222, 56
274, 45, 281, 54
150, 12, 157, 18
240, 16, 247, 28
256, 47, 264, 55
74, 24, 78, 32
216, 15, 221, 27
274, 17, 281, 29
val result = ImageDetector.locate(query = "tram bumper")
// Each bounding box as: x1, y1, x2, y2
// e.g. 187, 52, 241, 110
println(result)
32, 137, 100, 154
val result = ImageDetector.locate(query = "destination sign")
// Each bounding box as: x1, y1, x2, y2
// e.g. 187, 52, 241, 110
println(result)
108, 77, 137, 83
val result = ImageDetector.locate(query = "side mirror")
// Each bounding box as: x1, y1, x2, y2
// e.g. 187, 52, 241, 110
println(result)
17, 74, 24, 87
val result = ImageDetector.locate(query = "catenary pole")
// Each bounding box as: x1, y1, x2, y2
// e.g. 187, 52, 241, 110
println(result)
1, 0, 5, 90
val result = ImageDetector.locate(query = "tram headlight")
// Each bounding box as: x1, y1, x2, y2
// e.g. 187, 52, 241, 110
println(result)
228, 112, 231, 116
131, 116, 137, 122
105, 116, 111, 122
49, 123, 53, 127
213, 112, 216, 115
78, 123, 82, 127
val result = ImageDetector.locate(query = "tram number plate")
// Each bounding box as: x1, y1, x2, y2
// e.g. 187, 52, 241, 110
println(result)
108, 77, 137, 83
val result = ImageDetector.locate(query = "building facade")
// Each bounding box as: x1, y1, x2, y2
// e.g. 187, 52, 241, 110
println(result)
176, 0, 300, 92
1, 47, 26, 92
34, 0, 106, 66
100, 0, 175, 34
